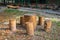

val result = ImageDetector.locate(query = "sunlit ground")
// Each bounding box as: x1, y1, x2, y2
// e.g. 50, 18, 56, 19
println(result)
0, 8, 60, 40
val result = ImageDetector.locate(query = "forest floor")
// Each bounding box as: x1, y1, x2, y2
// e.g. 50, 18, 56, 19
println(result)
0, 7, 60, 40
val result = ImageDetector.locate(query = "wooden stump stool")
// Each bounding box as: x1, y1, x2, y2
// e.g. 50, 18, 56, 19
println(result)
38, 16, 44, 26
32, 15, 37, 30
44, 20, 52, 32
24, 14, 37, 30
9, 19, 16, 32
25, 22, 34, 36
20, 16, 25, 26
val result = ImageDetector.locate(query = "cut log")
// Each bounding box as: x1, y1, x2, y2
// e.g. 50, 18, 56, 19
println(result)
20, 16, 25, 26
7, 5, 20, 9
9, 19, 16, 32
44, 20, 52, 32
25, 22, 34, 36
24, 14, 37, 30
38, 16, 44, 26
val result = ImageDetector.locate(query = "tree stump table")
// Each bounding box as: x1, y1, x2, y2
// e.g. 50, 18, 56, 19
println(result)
24, 14, 37, 30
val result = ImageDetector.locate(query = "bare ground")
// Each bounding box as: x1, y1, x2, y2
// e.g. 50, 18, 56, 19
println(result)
0, 7, 60, 40
0, 20, 59, 40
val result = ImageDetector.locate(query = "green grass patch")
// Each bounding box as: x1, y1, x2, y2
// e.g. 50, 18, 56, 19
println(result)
51, 18, 60, 26
56, 21, 60, 26
4, 8, 24, 16
51, 18, 57, 22
4, 8, 34, 17
1, 8, 34, 19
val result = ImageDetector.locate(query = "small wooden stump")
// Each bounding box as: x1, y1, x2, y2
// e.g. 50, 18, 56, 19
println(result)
25, 22, 34, 36
32, 15, 37, 30
44, 20, 52, 32
9, 19, 16, 32
20, 16, 25, 26
24, 14, 37, 30
38, 16, 44, 26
